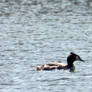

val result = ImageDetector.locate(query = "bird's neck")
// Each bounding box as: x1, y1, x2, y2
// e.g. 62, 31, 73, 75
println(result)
67, 60, 75, 72
67, 64, 74, 68
67, 60, 74, 67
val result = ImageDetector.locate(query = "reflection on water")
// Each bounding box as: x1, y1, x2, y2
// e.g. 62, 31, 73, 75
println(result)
0, 0, 92, 92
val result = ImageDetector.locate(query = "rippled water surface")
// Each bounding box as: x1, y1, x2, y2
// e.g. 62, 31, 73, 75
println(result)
0, 0, 92, 92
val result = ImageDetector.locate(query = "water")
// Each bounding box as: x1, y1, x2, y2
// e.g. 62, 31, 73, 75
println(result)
0, 0, 92, 92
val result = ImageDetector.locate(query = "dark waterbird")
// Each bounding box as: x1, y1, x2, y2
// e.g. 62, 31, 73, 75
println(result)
36, 52, 85, 72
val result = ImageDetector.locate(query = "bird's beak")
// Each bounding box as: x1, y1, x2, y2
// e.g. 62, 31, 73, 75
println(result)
80, 58, 85, 62
76, 56, 85, 62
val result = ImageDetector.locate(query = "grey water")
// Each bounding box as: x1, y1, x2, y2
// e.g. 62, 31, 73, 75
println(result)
0, 0, 92, 92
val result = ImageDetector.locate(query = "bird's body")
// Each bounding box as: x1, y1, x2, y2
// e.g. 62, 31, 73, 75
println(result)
36, 52, 84, 72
